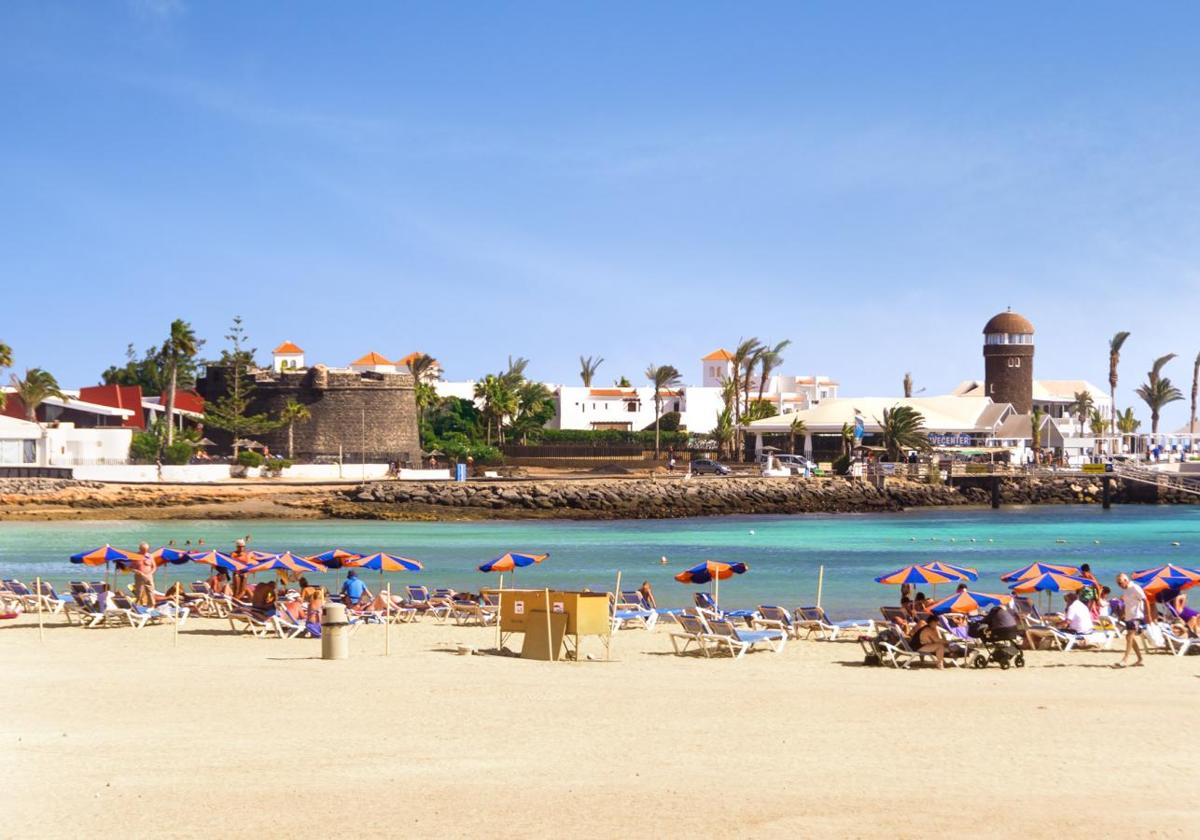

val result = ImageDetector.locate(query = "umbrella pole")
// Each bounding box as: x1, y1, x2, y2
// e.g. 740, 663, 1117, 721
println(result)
173, 587, 180, 648
611, 570, 621, 663
496, 573, 504, 650
816, 565, 825, 610
544, 587, 553, 662
385, 581, 391, 656
714, 574, 719, 611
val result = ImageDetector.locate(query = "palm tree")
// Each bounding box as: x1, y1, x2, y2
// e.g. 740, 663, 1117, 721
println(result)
876, 405, 931, 462
1136, 354, 1183, 438
474, 374, 517, 446
645, 363, 682, 458
1190, 351, 1199, 438
279, 399, 311, 459
1108, 331, 1130, 438
730, 338, 763, 460
755, 339, 791, 405
903, 372, 913, 398
162, 319, 199, 446
1116, 406, 1140, 453
510, 381, 555, 444
839, 422, 855, 458
405, 353, 438, 383
0, 341, 11, 409
578, 355, 604, 387
12, 368, 66, 421
1066, 390, 1095, 438
712, 406, 734, 460
1088, 408, 1108, 454
788, 416, 808, 455
1030, 406, 1045, 464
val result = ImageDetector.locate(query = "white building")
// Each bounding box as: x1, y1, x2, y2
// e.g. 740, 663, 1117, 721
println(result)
0, 414, 131, 468
952, 379, 1111, 426
271, 341, 306, 372
432, 349, 840, 435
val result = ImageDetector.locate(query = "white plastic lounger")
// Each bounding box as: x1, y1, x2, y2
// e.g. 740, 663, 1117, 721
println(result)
706, 618, 787, 659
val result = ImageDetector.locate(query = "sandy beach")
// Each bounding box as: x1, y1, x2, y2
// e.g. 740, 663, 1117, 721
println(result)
3, 611, 1198, 839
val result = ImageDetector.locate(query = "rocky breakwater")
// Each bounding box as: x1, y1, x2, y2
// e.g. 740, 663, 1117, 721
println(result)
330, 477, 979, 521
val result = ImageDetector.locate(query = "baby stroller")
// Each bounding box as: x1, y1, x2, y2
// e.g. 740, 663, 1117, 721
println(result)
967, 621, 1025, 670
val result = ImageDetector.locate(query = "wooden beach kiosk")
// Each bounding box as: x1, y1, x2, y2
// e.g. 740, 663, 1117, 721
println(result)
498, 589, 612, 661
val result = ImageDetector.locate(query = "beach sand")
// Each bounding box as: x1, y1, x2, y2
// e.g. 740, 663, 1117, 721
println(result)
3, 613, 1198, 839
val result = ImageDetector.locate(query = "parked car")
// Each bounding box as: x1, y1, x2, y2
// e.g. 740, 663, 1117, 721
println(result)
690, 458, 731, 476
758, 452, 816, 474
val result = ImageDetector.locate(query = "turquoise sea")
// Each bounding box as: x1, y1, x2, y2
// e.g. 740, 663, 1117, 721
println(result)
2, 506, 1197, 614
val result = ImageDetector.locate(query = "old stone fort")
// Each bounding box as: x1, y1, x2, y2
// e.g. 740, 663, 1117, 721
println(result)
197, 344, 421, 463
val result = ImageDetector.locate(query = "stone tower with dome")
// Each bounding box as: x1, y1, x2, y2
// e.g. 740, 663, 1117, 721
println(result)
982, 308, 1034, 413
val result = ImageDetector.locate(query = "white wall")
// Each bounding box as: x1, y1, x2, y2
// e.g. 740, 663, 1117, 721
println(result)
71, 463, 395, 483
43, 426, 132, 467
280, 463, 392, 480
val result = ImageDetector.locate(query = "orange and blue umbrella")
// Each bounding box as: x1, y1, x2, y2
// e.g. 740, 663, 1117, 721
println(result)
149, 547, 190, 567
674, 560, 748, 584
1000, 562, 1080, 583
928, 590, 1011, 615
478, 552, 547, 573
350, 553, 423, 573
307, 549, 361, 569
69, 545, 139, 566
925, 561, 978, 582
189, 550, 247, 571
874, 564, 958, 586
1131, 564, 1200, 588
245, 552, 327, 574
1009, 571, 1092, 594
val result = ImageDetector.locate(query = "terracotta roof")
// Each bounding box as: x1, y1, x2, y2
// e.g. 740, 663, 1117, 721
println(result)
589, 389, 637, 398
273, 341, 303, 355
395, 351, 439, 367
350, 351, 394, 367
701, 349, 734, 362
983, 309, 1034, 335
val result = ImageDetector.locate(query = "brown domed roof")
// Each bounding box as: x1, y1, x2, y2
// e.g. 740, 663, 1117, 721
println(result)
983, 309, 1034, 335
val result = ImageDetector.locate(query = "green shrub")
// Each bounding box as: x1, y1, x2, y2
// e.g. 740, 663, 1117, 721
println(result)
539, 428, 690, 447
642, 411, 681, 432
263, 458, 294, 474
237, 450, 265, 468
162, 441, 194, 465
130, 432, 160, 463
833, 454, 851, 476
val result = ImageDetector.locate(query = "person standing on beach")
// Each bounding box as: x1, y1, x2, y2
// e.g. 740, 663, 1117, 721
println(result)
133, 542, 156, 607
1114, 572, 1151, 668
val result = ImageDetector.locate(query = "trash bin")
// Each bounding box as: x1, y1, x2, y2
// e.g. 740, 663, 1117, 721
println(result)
455, 463, 468, 482
321, 602, 350, 660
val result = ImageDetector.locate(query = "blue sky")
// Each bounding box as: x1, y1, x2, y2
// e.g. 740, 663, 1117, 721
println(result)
3, 1, 1198, 428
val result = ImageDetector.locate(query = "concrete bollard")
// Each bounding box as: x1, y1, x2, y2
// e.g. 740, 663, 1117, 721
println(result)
321, 603, 350, 660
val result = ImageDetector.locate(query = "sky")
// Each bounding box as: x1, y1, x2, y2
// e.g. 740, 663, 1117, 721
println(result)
2, 1, 1199, 429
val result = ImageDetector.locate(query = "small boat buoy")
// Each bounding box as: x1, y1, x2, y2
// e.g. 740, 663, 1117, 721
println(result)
1171, 541, 1181, 547
949, 538, 956, 543
969, 538, 976, 543
987, 539, 994, 543
748, 529, 756, 536
1093, 540, 1101, 545
659, 555, 668, 565
910, 537, 917, 542
1056, 539, 1067, 544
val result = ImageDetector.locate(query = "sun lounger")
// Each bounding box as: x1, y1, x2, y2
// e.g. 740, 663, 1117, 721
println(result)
705, 618, 787, 659
794, 606, 875, 640
693, 592, 757, 624
450, 600, 497, 626
669, 613, 715, 657
1156, 623, 1199, 656
752, 605, 798, 638
228, 605, 275, 637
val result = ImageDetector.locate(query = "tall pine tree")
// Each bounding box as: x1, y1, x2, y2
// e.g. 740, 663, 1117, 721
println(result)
202, 316, 279, 454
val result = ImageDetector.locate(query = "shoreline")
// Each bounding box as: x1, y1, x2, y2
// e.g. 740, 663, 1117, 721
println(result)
0, 474, 1194, 522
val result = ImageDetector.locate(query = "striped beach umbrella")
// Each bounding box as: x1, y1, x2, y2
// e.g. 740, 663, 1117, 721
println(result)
1131, 564, 1200, 588
1000, 562, 1081, 583
675, 560, 748, 609
1009, 571, 1092, 594
149, 547, 190, 566
306, 549, 361, 569
674, 560, 748, 584
349, 553, 424, 573
925, 561, 979, 582
188, 550, 247, 571
1140, 573, 1200, 596
874, 564, 959, 586
245, 552, 327, 574
928, 590, 1011, 615
69, 545, 139, 566
478, 552, 547, 573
